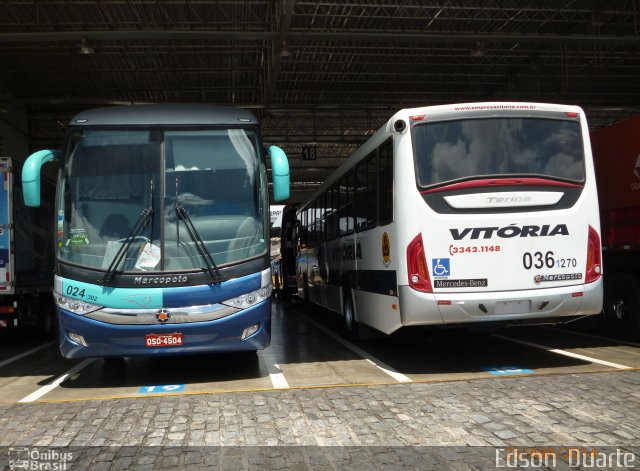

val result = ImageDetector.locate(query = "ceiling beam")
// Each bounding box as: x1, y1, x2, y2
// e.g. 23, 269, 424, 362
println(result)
0, 30, 638, 46
264, 0, 295, 113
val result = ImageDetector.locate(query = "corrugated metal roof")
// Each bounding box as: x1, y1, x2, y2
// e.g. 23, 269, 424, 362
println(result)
0, 0, 638, 201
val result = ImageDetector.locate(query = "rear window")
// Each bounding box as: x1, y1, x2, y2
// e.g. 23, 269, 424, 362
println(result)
412, 117, 585, 187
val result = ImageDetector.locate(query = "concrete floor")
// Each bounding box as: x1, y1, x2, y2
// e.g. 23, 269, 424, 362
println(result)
1, 299, 639, 469
0, 299, 638, 404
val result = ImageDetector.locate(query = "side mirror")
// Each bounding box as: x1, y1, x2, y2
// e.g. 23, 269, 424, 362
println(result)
22, 149, 59, 207
268, 145, 290, 202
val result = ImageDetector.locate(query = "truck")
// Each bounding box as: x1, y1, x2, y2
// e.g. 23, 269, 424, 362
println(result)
591, 116, 640, 340
0, 157, 55, 337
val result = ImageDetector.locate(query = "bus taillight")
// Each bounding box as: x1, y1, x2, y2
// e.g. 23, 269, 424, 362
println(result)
586, 225, 602, 283
407, 233, 432, 293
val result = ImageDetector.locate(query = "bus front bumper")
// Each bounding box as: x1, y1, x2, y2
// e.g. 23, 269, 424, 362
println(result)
57, 300, 272, 359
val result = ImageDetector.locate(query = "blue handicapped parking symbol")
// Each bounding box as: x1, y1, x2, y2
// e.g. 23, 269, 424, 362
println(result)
432, 258, 450, 276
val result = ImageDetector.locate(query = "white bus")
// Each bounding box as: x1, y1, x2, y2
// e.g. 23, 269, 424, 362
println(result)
296, 102, 603, 338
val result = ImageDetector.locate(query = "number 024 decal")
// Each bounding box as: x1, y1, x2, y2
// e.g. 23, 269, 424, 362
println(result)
65, 284, 98, 302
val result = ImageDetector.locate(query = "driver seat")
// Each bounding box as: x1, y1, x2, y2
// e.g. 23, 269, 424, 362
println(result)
100, 214, 132, 239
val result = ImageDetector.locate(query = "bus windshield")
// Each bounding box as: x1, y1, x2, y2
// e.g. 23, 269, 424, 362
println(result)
412, 117, 585, 187
58, 128, 266, 273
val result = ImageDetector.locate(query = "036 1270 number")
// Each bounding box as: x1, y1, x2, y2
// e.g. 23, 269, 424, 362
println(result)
522, 251, 555, 270
555, 257, 577, 268
522, 251, 578, 270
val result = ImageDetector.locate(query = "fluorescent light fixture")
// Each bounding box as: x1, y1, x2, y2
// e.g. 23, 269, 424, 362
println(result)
78, 38, 95, 55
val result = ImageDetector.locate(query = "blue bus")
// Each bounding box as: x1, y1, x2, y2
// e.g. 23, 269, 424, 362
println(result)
23, 104, 290, 358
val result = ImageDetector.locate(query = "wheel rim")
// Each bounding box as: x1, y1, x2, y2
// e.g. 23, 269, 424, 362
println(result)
605, 279, 640, 340
613, 298, 627, 321
607, 294, 634, 334
344, 296, 353, 330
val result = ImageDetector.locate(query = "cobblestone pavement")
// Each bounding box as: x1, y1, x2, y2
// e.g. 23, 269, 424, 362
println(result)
1, 370, 639, 469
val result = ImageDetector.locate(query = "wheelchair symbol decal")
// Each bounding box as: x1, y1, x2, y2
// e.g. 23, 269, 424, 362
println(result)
432, 258, 450, 277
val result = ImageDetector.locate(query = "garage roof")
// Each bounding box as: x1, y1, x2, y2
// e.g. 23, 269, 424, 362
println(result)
0, 1, 638, 202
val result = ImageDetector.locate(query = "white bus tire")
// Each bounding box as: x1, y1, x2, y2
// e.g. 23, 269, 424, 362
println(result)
343, 288, 360, 340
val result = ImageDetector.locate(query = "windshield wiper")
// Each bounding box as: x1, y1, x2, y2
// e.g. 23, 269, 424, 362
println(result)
101, 207, 153, 284
175, 205, 223, 283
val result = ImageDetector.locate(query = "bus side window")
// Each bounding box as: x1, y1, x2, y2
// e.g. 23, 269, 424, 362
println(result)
339, 171, 354, 237
355, 151, 377, 232
354, 160, 366, 232
315, 193, 326, 243
367, 151, 378, 230
308, 203, 316, 249
325, 184, 338, 241
300, 212, 308, 248
378, 138, 393, 226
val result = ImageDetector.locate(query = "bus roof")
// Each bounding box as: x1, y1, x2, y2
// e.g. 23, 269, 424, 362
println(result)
68, 103, 259, 127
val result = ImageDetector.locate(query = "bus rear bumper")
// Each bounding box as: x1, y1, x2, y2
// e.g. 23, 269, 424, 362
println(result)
399, 279, 603, 326
57, 300, 272, 359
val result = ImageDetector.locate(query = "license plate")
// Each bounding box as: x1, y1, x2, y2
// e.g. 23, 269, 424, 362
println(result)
494, 300, 531, 315
145, 333, 183, 347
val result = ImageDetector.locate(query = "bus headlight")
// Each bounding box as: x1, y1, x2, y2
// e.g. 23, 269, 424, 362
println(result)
221, 285, 272, 309
55, 294, 103, 315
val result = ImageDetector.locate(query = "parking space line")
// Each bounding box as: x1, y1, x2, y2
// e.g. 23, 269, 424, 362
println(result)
268, 363, 290, 389
493, 334, 633, 370
0, 341, 55, 369
259, 352, 290, 389
303, 315, 413, 383
540, 326, 640, 349
18, 358, 95, 403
